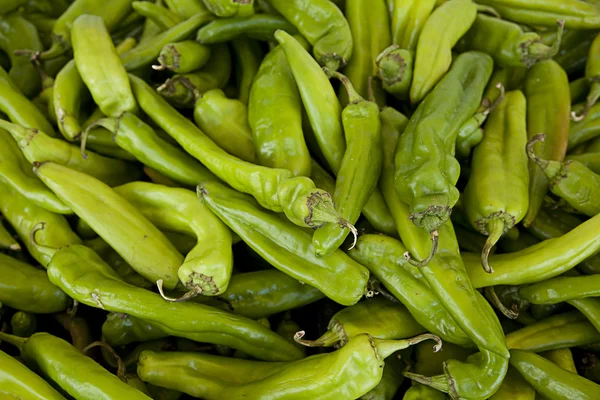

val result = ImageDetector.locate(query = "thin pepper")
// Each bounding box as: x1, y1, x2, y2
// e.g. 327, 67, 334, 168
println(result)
52, 60, 89, 140
569, 103, 600, 150
196, 14, 296, 43
388, 0, 436, 51
522, 60, 570, 226
527, 133, 600, 217
202, 0, 254, 17
154, 40, 211, 73
164, 0, 208, 18
462, 91, 530, 273
520, 274, 600, 305
132, 0, 182, 31
231, 37, 262, 105
541, 348, 577, 373
573, 33, 600, 121
0, 218, 19, 250
48, 244, 304, 361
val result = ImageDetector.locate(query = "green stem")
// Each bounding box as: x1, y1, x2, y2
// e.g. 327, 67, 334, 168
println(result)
0, 331, 27, 351
80, 117, 118, 159
573, 82, 600, 121
403, 372, 449, 393
293, 330, 341, 348
404, 230, 439, 267
323, 68, 365, 104
374, 334, 442, 359
526, 133, 565, 182
485, 286, 519, 319
482, 218, 505, 274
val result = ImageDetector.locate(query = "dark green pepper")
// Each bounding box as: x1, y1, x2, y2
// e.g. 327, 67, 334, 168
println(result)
196, 14, 296, 43
10, 311, 37, 337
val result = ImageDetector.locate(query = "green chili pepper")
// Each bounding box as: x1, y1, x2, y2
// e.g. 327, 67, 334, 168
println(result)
312, 70, 382, 256
573, 33, 600, 121
376, 45, 413, 101
268, 0, 352, 71
552, 28, 597, 76
133, 0, 182, 31
0, 66, 56, 137
476, 0, 600, 29
520, 274, 600, 305
0, 332, 152, 399
231, 37, 262, 105
196, 14, 295, 43
569, 103, 600, 150
395, 51, 493, 253
402, 384, 447, 400
570, 297, 600, 333
52, 60, 88, 141
541, 348, 577, 373
348, 234, 473, 347
154, 40, 211, 73
82, 112, 214, 187
0, 130, 70, 215
33, 162, 183, 289
571, 77, 590, 104
130, 74, 341, 226
113, 182, 233, 297
527, 133, 600, 217
103, 313, 170, 346
0, 119, 140, 187
0, 348, 66, 400
72, 14, 137, 117
488, 366, 535, 400
409, 0, 477, 105
0, 253, 69, 313
462, 90, 529, 273
33, 0, 134, 60
164, 0, 208, 17
525, 206, 583, 241
566, 151, 600, 174
341, 0, 390, 106
202, 0, 254, 17
157, 43, 231, 108
193, 89, 256, 162
0, 13, 42, 97
506, 311, 600, 352
457, 15, 564, 68
120, 11, 214, 71
0, 218, 19, 251
54, 312, 92, 351
248, 44, 311, 177
48, 244, 304, 361
388, 0, 436, 51
10, 311, 37, 337
295, 296, 425, 348
138, 334, 440, 399
522, 60, 570, 226
360, 351, 405, 400
511, 349, 600, 399
198, 180, 369, 306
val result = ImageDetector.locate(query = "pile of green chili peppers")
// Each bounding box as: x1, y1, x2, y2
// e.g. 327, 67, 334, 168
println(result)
3, 0, 600, 399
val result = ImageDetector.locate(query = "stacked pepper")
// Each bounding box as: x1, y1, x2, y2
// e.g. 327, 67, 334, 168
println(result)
2, 0, 600, 399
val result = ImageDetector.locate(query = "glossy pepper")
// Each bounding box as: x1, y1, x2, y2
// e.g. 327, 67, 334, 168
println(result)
193, 89, 257, 162
312, 69, 382, 257
33, 162, 183, 289
569, 103, 600, 151
462, 90, 530, 273
0, 332, 151, 399
295, 296, 425, 348
388, 0, 436, 51
527, 133, 600, 217
248, 43, 312, 177
522, 60, 570, 226
360, 351, 404, 400
164, 0, 208, 18
231, 37, 262, 105
0, 252, 69, 313
267, 0, 352, 71
154, 40, 211, 73
573, 33, 600, 121
198, 180, 369, 306
132, 0, 182, 31
0, 218, 19, 250
138, 334, 440, 399
0, 349, 66, 400
48, 244, 304, 361
157, 43, 232, 108
202, 0, 254, 17
72, 14, 137, 117
114, 182, 233, 297
196, 14, 297, 43
520, 274, 600, 305
52, 60, 89, 141
475, 0, 600, 29
457, 15, 564, 68
409, 0, 477, 105
10, 311, 37, 337
394, 51, 493, 255
0, 119, 139, 187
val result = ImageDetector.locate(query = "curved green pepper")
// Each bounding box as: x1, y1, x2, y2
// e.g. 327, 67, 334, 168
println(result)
409, 0, 477, 105
10, 311, 37, 337
202, 0, 254, 17
33, 162, 183, 289
0, 253, 69, 313
520, 274, 600, 305
312, 70, 382, 256
569, 103, 600, 151
114, 182, 233, 296
72, 14, 137, 117
248, 43, 311, 177
196, 14, 296, 43
52, 60, 89, 140
133, 1, 182, 32
388, 0, 436, 51
198, 180, 369, 306
0, 348, 66, 400
155, 40, 211, 73
395, 51, 493, 246
522, 60, 570, 226
193, 88, 257, 162
0, 218, 19, 250
231, 37, 262, 105
164, 0, 208, 18
268, 0, 352, 71
541, 348, 577, 373
462, 90, 530, 273
48, 244, 304, 361
573, 33, 600, 121
0, 332, 151, 399
295, 296, 425, 348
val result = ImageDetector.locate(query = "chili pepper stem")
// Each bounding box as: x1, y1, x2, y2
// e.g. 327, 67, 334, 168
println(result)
374, 334, 442, 359
375, 45, 407, 87
0, 331, 27, 350
84, 341, 126, 382
403, 371, 449, 393
323, 68, 365, 104
367, 76, 377, 103
525, 20, 565, 68
156, 279, 202, 302
527, 133, 568, 184
572, 82, 600, 121
151, 63, 166, 71
308, 195, 358, 249
482, 218, 505, 274
403, 230, 439, 267
484, 287, 519, 319
293, 330, 340, 347
80, 117, 119, 159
